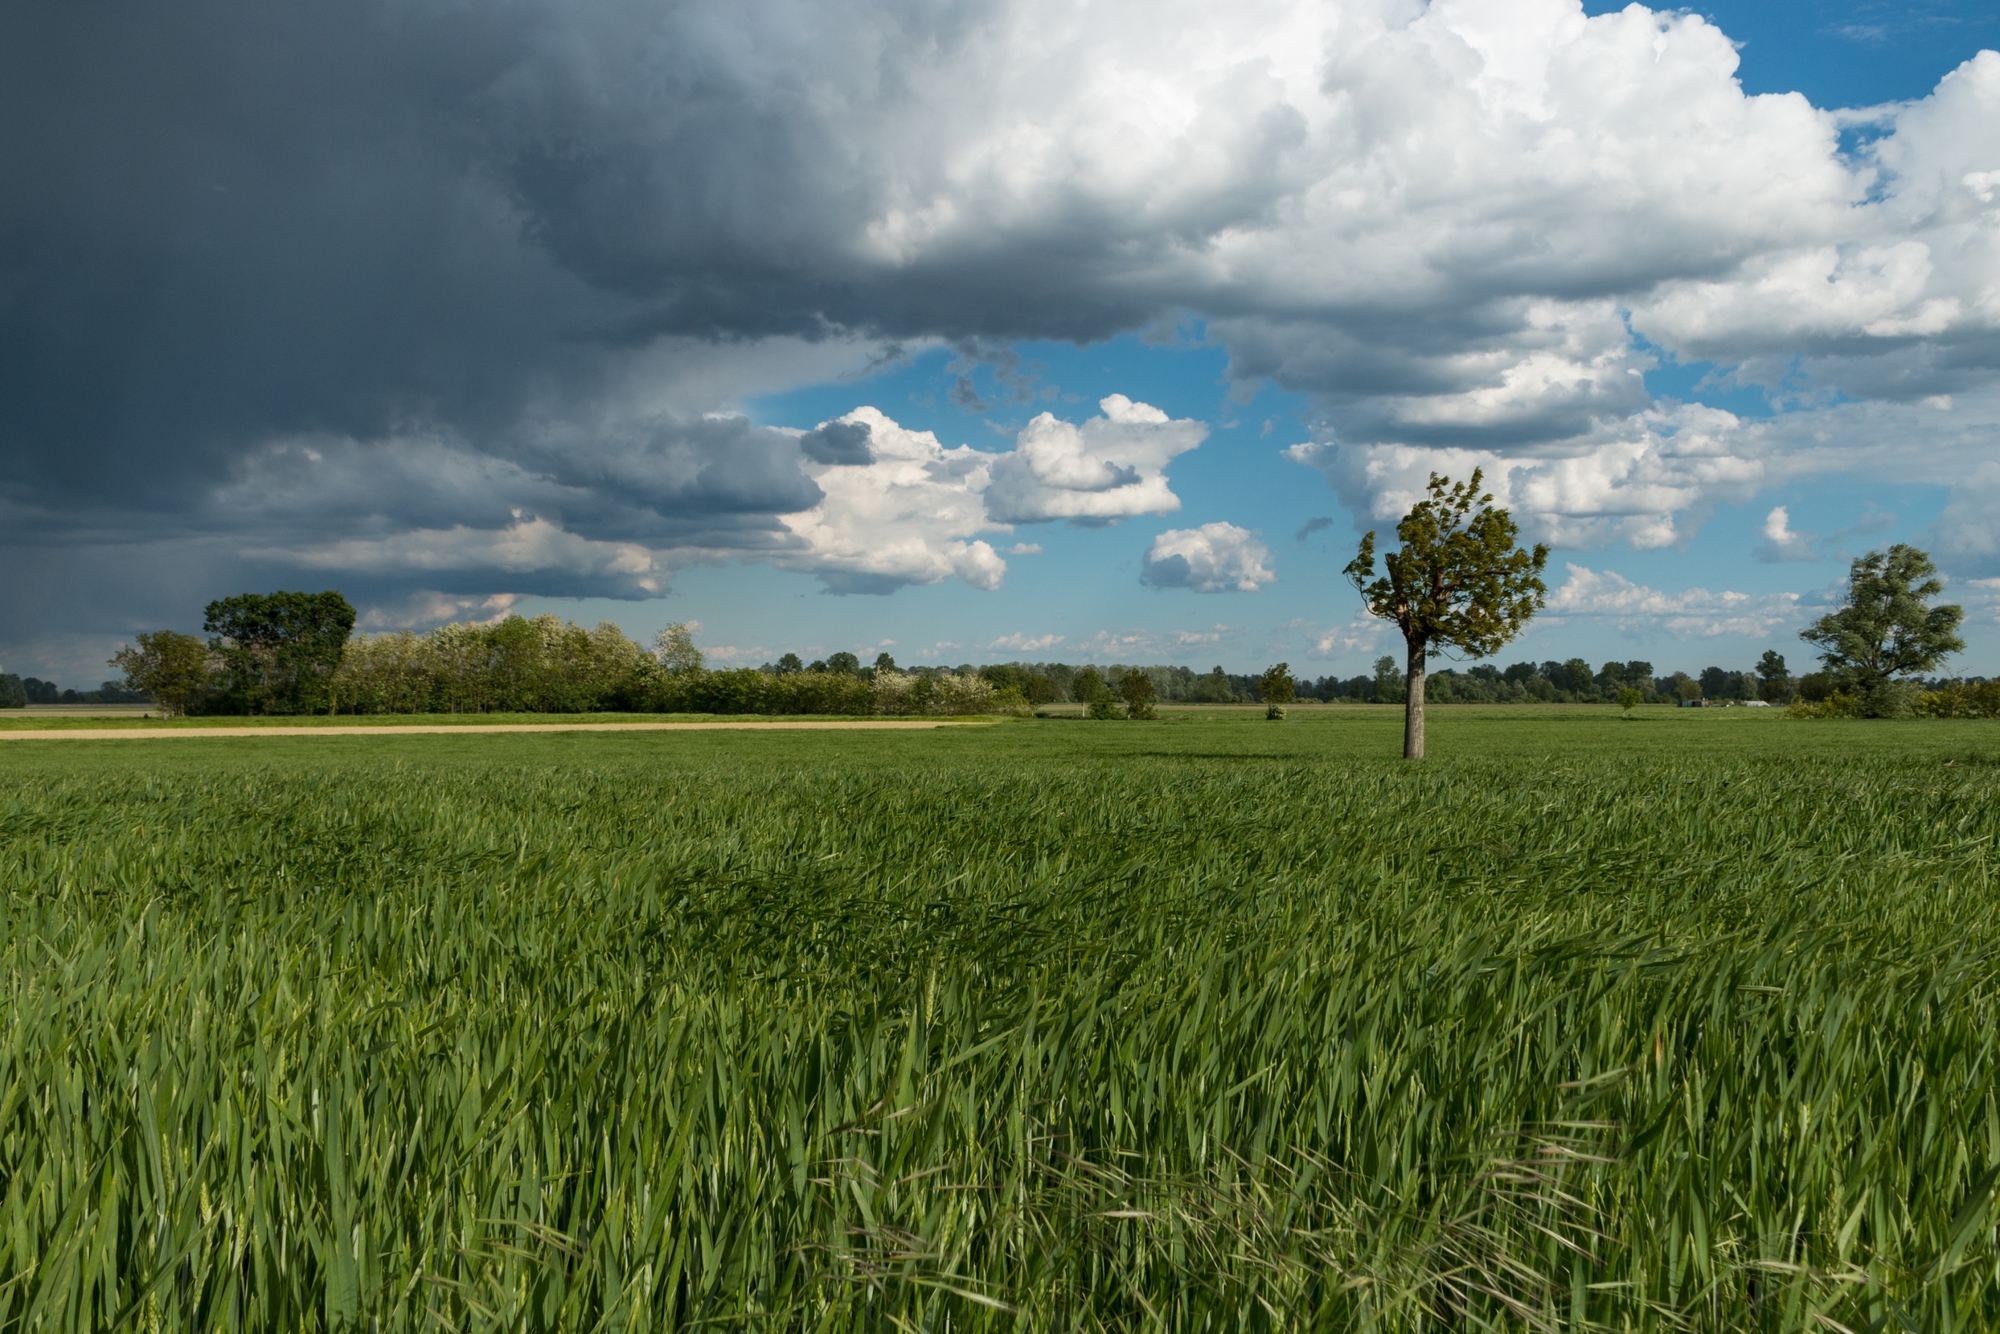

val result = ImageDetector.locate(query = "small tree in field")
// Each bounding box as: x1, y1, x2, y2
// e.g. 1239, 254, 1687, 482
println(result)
1345, 470, 1548, 759
1257, 662, 1295, 720
1800, 544, 1962, 717
1116, 669, 1158, 720
110, 630, 214, 716
1616, 686, 1643, 718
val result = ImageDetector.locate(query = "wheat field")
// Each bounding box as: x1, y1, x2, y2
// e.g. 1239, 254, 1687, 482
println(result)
1, 708, 1996, 1330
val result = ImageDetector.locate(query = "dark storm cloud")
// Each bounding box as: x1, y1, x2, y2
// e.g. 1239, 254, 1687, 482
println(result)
799, 421, 875, 466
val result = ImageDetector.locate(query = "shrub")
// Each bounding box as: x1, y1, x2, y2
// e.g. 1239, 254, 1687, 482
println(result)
1788, 692, 1865, 719
1913, 682, 2000, 719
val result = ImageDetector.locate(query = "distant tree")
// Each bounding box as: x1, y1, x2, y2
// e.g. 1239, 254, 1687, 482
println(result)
1668, 672, 1701, 703
774, 652, 804, 676
874, 652, 898, 674
1116, 669, 1158, 720
1755, 650, 1793, 702
981, 663, 1027, 694
110, 630, 214, 716
1623, 661, 1656, 702
1800, 544, 1964, 716
825, 651, 861, 675
1256, 662, 1296, 705
204, 590, 355, 714
1372, 655, 1405, 703
1698, 666, 1738, 701
1192, 665, 1234, 703
653, 623, 705, 675
1345, 470, 1548, 758
1257, 662, 1295, 719
0, 674, 24, 708
22, 677, 60, 704
1562, 658, 1595, 701
1072, 666, 1119, 718
1616, 686, 1644, 717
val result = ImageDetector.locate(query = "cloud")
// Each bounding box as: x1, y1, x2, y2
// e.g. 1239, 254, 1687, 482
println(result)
1295, 516, 1335, 542
4, 0, 2000, 656
777, 396, 1201, 593
990, 632, 1065, 652
1009, 542, 1043, 554
982, 396, 1206, 525
1544, 564, 1803, 638
1140, 523, 1276, 593
1305, 615, 1389, 656
799, 420, 876, 466
1073, 625, 1240, 661
1286, 402, 1768, 551
1756, 506, 1821, 563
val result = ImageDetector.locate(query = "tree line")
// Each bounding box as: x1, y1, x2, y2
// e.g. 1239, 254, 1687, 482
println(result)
0, 675, 148, 708
42, 525, 1977, 728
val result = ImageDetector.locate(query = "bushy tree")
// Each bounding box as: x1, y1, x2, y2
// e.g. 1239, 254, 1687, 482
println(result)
825, 651, 861, 675
0, 674, 25, 708
1755, 650, 1794, 703
1372, 655, 1405, 703
1257, 662, 1295, 719
1698, 666, 1739, 702
109, 630, 214, 715
1616, 686, 1644, 717
1115, 669, 1158, 720
874, 652, 897, 673
1345, 471, 1549, 758
204, 590, 355, 714
1072, 666, 1119, 719
1800, 545, 1963, 716
774, 653, 804, 676
653, 623, 704, 675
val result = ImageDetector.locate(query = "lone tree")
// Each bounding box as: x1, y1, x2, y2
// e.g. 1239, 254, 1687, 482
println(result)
110, 630, 214, 716
1345, 470, 1548, 758
1257, 662, 1295, 720
1800, 544, 1962, 716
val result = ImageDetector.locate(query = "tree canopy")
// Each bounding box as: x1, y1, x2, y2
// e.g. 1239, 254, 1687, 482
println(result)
1799, 544, 1962, 715
1345, 470, 1548, 758
203, 590, 356, 714
110, 630, 213, 716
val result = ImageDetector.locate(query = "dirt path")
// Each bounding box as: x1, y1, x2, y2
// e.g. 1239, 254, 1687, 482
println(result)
0, 720, 1000, 741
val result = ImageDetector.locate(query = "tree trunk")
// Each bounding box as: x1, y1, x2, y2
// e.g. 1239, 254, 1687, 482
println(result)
1403, 639, 1427, 760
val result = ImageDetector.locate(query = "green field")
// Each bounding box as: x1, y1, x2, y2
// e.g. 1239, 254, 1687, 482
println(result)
3, 707, 1998, 1330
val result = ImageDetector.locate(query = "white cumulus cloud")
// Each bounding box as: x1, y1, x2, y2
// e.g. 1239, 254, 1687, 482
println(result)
1544, 564, 1802, 638
779, 396, 1203, 593
1756, 506, 1820, 563
1140, 523, 1277, 593
990, 632, 1065, 652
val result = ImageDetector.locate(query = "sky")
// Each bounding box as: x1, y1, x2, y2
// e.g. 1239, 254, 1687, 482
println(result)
3, 0, 1997, 682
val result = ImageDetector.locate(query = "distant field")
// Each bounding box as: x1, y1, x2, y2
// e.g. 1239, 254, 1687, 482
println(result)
2, 709, 1997, 1329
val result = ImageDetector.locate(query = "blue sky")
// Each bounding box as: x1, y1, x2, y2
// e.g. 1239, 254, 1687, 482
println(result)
4, 0, 1997, 683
